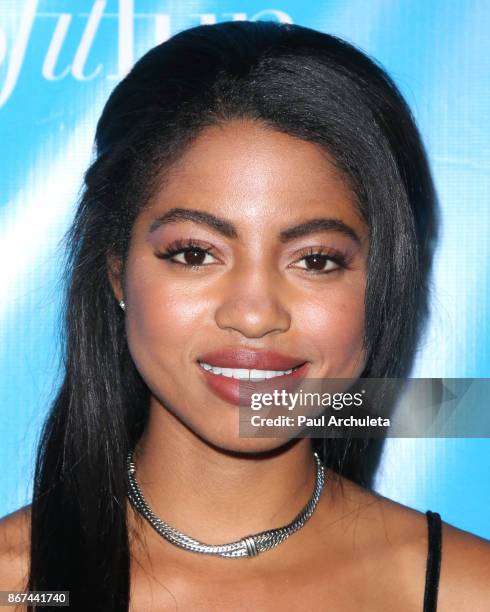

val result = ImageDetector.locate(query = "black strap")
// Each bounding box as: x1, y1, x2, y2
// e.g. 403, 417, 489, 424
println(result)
423, 510, 442, 612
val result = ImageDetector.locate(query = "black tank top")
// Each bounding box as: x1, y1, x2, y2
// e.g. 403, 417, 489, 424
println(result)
423, 511, 442, 611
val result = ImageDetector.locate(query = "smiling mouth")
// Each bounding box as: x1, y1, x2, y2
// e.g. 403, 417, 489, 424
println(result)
197, 361, 306, 380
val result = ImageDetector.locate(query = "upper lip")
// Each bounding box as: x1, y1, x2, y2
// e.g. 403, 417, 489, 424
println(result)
197, 348, 307, 370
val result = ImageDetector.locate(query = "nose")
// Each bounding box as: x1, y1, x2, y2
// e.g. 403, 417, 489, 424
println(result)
214, 267, 291, 339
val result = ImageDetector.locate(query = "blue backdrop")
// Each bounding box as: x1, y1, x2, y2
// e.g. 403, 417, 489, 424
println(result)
1, 1, 489, 538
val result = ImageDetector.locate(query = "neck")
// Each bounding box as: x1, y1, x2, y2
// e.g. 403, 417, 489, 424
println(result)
130, 399, 320, 545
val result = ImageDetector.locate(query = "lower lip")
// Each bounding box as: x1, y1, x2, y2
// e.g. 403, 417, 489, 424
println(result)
197, 362, 310, 406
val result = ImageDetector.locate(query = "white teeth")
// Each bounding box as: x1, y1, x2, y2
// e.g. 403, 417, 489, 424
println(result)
234, 368, 250, 379
250, 369, 264, 379
199, 362, 295, 379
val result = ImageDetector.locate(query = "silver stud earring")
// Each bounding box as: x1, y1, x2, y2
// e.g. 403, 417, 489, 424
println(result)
119, 300, 126, 311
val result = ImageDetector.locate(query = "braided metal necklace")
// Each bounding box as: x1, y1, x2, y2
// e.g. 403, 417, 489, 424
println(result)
126, 450, 326, 558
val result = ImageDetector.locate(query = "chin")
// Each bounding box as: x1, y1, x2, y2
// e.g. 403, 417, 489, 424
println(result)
192, 426, 298, 457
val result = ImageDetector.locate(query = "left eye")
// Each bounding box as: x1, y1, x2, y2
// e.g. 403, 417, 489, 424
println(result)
293, 253, 341, 273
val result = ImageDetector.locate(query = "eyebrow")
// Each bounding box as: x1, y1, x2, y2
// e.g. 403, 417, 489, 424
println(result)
148, 208, 237, 239
148, 207, 361, 244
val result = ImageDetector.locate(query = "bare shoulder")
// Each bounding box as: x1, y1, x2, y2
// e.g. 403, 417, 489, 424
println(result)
329, 476, 490, 611
0, 505, 31, 591
437, 519, 490, 611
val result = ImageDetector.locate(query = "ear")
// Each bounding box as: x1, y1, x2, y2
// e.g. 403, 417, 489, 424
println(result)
106, 252, 124, 303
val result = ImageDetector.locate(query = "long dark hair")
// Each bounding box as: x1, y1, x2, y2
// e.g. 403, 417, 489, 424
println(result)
28, 21, 438, 611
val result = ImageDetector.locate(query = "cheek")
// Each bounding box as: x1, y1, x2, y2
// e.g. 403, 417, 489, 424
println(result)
295, 282, 366, 375
124, 262, 209, 377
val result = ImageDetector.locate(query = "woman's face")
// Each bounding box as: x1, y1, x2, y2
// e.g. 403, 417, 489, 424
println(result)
109, 120, 369, 453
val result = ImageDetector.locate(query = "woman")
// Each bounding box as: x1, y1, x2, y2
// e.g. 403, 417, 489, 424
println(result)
1, 20, 489, 611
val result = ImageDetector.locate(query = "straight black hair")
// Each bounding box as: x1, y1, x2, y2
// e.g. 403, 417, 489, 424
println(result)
28, 20, 438, 611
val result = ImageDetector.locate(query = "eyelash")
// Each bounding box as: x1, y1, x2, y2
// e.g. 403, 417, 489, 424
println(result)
293, 246, 348, 274
155, 240, 348, 274
155, 239, 217, 269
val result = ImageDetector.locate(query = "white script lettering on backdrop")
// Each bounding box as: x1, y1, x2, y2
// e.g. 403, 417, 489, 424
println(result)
0, 0, 293, 108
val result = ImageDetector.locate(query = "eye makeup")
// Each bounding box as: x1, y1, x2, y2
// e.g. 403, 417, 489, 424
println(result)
155, 238, 220, 268
154, 237, 354, 276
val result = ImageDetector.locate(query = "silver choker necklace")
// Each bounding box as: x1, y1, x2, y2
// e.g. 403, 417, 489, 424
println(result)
126, 450, 326, 558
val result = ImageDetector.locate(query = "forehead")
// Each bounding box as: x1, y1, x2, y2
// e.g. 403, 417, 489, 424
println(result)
142, 119, 363, 230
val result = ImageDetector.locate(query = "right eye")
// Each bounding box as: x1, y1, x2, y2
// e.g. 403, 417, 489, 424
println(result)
155, 239, 221, 269
167, 247, 217, 266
